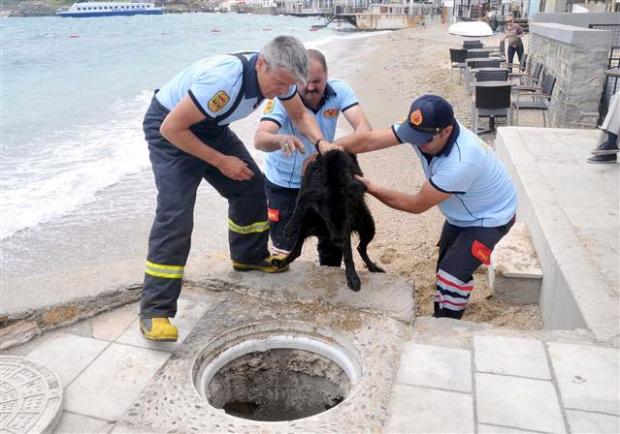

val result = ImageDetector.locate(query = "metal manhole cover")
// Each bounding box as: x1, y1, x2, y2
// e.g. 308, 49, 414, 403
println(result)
1, 356, 63, 434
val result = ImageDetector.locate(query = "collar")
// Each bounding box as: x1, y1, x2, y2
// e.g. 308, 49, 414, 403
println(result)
245, 54, 264, 103
420, 120, 460, 160
303, 81, 337, 113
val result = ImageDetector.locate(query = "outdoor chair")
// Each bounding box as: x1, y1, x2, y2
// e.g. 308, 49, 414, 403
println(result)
475, 68, 510, 82
511, 73, 556, 127
465, 58, 502, 90
473, 82, 512, 134
510, 61, 543, 87
463, 40, 484, 49
466, 48, 490, 59
449, 48, 468, 81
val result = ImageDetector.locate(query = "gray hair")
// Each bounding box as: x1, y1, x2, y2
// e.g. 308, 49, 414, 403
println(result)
259, 36, 309, 84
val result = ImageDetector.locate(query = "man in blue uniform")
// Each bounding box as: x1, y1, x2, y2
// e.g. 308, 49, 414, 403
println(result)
254, 49, 371, 264
141, 36, 333, 341
337, 95, 518, 319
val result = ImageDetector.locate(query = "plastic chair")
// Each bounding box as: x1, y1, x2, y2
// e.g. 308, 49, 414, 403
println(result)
463, 40, 483, 49
511, 73, 556, 126
449, 48, 468, 81
473, 82, 512, 134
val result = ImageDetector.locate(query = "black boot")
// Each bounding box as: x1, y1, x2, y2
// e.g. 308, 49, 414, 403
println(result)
587, 154, 618, 164
592, 132, 619, 156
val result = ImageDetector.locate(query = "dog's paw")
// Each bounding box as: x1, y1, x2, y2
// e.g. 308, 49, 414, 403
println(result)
347, 274, 361, 292
367, 263, 385, 273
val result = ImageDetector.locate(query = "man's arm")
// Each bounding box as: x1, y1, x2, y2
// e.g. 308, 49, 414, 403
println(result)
357, 177, 450, 214
281, 93, 339, 153
160, 95, 254, 181
254, 119, 305, 157
342, 104, 372, 133
335, 128, 400, 154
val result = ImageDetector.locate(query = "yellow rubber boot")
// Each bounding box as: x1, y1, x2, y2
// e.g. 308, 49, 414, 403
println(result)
140, 317, 178, 342
232, 255, 289, 273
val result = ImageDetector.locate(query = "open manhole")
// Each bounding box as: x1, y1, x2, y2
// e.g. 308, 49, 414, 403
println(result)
193, 323, 362, 422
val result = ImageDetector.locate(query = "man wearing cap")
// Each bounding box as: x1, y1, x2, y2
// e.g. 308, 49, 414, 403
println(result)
336, 94, 517, 319
255, 48, 372, 262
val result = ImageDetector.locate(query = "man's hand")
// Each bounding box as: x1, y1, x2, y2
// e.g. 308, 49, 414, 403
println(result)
216, 155, 254, 181
317, 140, 343, 154
355, 175, 375, 194
279, 135, 305, 157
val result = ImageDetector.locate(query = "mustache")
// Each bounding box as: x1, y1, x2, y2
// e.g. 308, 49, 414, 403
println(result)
304, 89, 320, 94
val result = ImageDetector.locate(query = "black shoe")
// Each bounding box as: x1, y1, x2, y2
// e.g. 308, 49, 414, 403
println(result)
587, 154, 617, 164
591, 133, 619, 155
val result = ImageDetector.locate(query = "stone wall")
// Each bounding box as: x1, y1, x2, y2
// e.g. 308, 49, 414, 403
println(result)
528, 22, 613, 128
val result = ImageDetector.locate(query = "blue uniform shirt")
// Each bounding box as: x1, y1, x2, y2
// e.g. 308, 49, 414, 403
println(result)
261, 79, 359, 188
393, 121, 518, 228
156, 53, 296, 126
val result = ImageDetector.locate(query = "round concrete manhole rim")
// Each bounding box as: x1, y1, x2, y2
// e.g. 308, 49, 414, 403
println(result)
191, 321, 363, 422
1, 355, 64, 434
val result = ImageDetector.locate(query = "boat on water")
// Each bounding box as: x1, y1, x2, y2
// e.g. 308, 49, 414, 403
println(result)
57, 1, 163, 17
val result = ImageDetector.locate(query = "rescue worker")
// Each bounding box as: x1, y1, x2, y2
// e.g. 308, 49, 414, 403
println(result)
141, 36, 335, 341
254, 48, 371, 264
336, 95, 518, 319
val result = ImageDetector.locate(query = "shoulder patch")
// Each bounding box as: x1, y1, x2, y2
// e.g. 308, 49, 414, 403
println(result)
263, 99, 275, 114
208, 91, 230, 113
324, 108, 339, 118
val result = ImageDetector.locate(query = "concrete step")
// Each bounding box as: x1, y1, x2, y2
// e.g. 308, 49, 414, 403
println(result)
488, 222, 542, 304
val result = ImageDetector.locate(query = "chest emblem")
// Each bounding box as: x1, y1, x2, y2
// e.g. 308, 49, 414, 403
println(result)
323, 108, 338, 118
208, 91, 230, 113
263, 99, 275, 114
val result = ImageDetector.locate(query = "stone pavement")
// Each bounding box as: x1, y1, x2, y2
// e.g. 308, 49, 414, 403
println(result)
4, 279, 619, 434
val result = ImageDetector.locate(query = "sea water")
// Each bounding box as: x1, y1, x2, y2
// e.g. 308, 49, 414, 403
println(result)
0, 13, 361, 241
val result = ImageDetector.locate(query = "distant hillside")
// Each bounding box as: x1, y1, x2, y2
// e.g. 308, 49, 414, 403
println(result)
2, 0, 74, 17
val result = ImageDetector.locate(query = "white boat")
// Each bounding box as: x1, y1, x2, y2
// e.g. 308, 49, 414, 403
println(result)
57, 1, 163, 17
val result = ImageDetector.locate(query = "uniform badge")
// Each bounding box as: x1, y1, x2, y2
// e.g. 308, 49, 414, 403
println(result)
324, 108, 338, 118
208, 91, 230, 112
471, 240, 492, 265
263, 99, 275, 114
410, 109, 423, 126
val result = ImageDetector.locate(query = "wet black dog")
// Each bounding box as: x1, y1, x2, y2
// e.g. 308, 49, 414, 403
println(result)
273, 150, 384, 291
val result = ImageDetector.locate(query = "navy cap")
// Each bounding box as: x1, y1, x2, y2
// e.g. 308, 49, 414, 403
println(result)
396, 95, 455, 146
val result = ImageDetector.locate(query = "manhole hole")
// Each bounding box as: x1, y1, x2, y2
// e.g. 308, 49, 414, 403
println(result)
0, 356, 63, 434
193, 323, 361, 422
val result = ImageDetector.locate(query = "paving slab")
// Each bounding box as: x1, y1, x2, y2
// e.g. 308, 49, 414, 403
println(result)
385, 384, 474, 433
115, 292, 209, 352
396, 342, 472, 393
476, 373, 566, 433
565, 409, 620, 433
195, 259, 416, 323
496, 127, 619, 341
64, 343, 170, 421
548, 342, 620, 415
474, 335, 550, 379
22, 332, 109, 387
478, 424, 540, 433
54, 411, 115, 434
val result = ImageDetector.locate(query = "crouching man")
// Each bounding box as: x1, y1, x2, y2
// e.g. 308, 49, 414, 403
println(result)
337, 95, 518, 319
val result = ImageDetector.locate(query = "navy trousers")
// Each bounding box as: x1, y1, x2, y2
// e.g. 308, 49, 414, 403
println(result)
141, 96, 269, 318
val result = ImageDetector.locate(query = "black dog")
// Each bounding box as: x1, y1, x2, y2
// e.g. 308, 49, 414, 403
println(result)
273, 150, 384, 291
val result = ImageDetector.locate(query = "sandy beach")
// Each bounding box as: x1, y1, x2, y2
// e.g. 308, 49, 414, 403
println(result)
2, 23, 542, 329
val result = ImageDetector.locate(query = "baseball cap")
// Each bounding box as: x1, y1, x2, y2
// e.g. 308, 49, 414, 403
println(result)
396, 95, 455, 146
